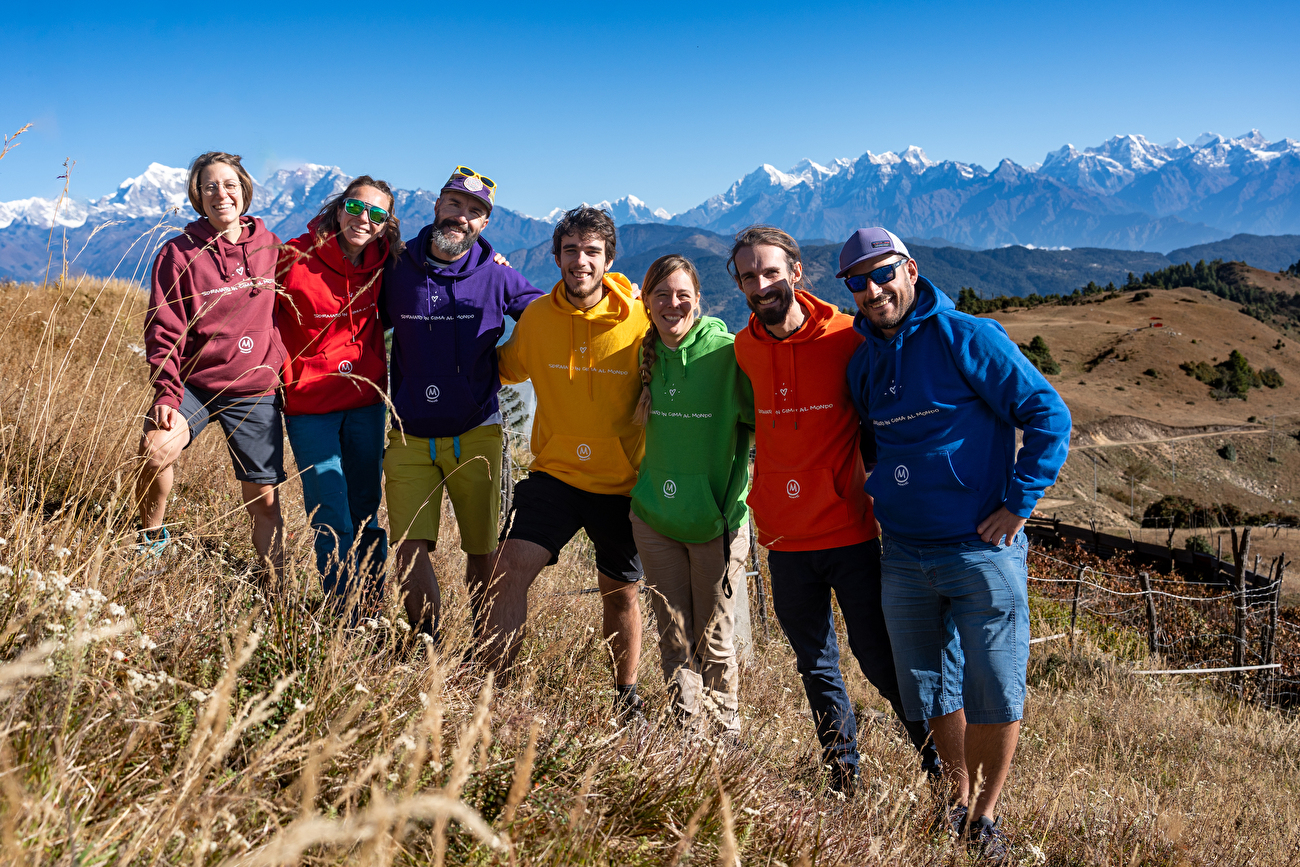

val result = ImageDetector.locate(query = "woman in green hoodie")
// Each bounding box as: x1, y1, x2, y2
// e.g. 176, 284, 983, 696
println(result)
630, 255, 755, 731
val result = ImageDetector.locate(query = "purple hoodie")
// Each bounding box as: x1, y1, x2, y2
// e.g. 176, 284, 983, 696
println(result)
382, 225, 543, 437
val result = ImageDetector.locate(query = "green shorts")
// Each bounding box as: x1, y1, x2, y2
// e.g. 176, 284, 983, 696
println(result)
383, 424, 502, 555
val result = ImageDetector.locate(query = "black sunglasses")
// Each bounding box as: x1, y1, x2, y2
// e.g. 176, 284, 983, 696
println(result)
342, 198, 390, 225
843, 257, 910, 293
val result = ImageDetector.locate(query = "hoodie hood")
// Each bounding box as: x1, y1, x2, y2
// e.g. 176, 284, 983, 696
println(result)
404, 224, 495, 279
185, 216, 277, 286
548, 272, 637, 322
853, 275, 950, 403
744, 288, 837, 346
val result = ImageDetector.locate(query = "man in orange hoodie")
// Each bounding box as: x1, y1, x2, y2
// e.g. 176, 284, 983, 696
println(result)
730, 226, 936, 793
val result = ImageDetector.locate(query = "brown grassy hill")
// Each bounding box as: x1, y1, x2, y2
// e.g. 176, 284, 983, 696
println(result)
989, 287, 1300, 593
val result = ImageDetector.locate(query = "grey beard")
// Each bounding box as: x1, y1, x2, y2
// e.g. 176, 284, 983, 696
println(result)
430, 225, 477, 259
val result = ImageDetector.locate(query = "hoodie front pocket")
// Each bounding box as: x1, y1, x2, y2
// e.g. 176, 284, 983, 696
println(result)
537, 434, 636, 492
866, 450, 982, 538
748, 466, 855, 544
631, 470, 725, 543
394, 374, 483, 432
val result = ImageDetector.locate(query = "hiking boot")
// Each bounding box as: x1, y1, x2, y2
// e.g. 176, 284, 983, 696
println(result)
966, 815, 1012, 864
135, 527, 170, 557
930, 801, 967, 838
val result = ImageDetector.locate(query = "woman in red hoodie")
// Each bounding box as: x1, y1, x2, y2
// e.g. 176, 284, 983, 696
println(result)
137, 151, 287, 578
276, 177, 400, 608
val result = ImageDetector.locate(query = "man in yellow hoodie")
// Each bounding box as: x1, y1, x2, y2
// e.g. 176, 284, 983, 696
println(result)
489, 206, 650, 718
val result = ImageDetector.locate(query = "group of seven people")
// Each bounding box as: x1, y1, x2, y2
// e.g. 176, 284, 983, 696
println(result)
136, 152, 1071, 862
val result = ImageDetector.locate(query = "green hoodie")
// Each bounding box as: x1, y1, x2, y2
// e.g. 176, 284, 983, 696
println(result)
630, 316, 755, 543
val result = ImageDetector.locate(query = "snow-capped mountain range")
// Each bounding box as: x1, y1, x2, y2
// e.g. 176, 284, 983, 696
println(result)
1, 130, 1297, 281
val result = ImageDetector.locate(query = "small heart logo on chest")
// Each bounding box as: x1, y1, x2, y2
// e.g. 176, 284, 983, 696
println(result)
668, 388, 676, 396
780, 388, 788, 396
579, 347, 587, 354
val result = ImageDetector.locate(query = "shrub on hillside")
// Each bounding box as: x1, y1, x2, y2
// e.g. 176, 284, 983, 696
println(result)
1286, 258, 1300, 278
1219, 442, 1238, 461
1181, 350, 1271, 399
1019, 335, 1060, 375
1185, 535, 1213, 554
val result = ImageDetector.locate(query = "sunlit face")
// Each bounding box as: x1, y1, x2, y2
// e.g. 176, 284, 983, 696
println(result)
199, 163, 244, 232
556, 232, 612, 303
430, 191, 490, 259
734, 244, 800, 326
337, 184, 391, 256
848, 255, 917, 334
648, 270, 699, 347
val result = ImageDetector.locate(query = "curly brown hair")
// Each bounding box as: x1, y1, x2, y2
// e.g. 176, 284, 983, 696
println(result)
551, 206, 617, 261
634, 254, 701, 426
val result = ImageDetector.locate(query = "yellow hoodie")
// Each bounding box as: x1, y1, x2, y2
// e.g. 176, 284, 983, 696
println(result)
497, 273, 649, 495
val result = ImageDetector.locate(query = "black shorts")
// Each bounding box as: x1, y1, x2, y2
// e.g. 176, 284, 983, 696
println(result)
504, 472, 643, 583
177, 384, 286, 485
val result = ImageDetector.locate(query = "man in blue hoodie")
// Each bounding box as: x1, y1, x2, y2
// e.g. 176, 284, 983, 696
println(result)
382, 167, 544, 640
843, 228, 1070, 860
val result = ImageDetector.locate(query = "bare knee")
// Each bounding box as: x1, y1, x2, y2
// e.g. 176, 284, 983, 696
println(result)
138, 428, 184, 474
241, 485, 281, 524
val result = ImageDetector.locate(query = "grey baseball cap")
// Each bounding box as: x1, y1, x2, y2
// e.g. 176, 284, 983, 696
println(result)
836, 228, 910, 278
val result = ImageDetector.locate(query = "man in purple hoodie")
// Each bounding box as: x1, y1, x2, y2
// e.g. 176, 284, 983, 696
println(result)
382, 167, 544, 640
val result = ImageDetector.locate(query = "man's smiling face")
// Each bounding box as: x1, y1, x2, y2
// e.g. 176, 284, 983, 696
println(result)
848, 255, 918, 335
555, 232, 612, 305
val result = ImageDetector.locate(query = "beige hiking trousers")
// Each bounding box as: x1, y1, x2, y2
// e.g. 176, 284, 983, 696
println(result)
630, 512, 749, 728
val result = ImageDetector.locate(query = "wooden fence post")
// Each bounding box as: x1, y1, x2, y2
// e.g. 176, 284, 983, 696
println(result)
1139, 571, 1158, 656
1231, 527, 1252, 687
1264, 559, 1286, 704
1070, 566, 1086, 653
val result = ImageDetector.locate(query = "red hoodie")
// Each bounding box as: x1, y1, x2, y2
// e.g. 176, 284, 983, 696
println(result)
145, 217, 286, 409
276, 223, 389, 416
734, 290, 874, 552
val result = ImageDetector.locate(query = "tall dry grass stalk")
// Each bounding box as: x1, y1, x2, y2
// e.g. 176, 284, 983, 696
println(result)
1, 272, 1299, 865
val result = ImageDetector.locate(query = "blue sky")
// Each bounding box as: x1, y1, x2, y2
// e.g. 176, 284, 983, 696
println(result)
3, 0, 1297, 218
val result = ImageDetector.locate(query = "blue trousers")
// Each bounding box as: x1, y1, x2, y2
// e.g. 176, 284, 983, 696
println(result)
285, 403, 388, 601
768, 538, 939, 775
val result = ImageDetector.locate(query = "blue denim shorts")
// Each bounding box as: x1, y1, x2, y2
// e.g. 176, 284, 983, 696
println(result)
879, 532, 1029, 725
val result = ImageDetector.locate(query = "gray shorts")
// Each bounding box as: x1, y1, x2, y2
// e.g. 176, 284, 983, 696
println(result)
177, 384, 286, 485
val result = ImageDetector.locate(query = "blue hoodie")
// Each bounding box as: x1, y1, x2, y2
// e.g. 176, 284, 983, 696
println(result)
383, 227, 544, 438
847, 275, 1071, 545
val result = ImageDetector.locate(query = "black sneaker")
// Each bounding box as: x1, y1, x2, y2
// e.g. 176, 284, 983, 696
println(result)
966, 816, 1012, 864
616, 693, 648, 728
930, 801, 967, 838
828, 762, 858, 796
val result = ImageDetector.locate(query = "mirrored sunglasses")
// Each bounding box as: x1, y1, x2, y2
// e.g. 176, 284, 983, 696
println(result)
342, 198, 389, 224
844, 257, 909, 293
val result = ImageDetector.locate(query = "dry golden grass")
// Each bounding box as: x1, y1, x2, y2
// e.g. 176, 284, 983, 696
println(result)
2, 275, 1299, 865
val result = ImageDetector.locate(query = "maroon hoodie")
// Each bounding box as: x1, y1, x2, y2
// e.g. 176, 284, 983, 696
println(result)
145, 216, 287, 409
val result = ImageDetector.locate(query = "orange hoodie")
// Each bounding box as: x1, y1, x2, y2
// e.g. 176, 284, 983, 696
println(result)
733, 290, 874, 552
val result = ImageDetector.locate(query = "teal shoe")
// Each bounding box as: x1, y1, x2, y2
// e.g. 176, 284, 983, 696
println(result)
136, 527, 170, 557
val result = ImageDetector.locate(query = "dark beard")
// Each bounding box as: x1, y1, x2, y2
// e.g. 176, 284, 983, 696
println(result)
429, 219, 478, 259
746, 282, 794, 326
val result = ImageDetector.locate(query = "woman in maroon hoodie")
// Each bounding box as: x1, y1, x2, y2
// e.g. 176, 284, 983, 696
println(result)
276, 177, 400, 609
137, 151, 287, 579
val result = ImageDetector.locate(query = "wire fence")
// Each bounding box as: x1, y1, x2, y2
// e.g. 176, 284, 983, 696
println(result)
1027, 526, 1294, 706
